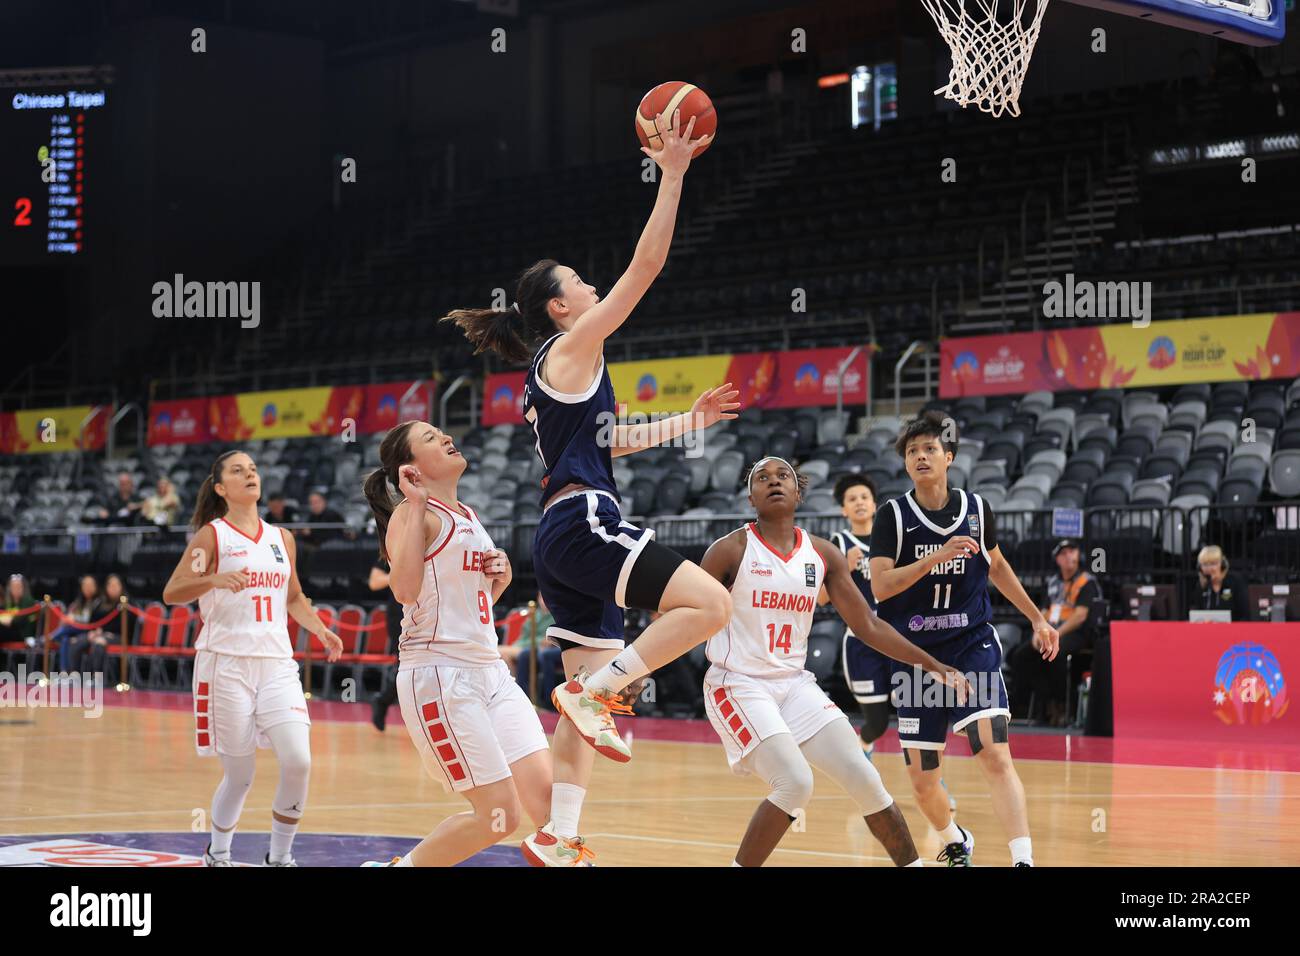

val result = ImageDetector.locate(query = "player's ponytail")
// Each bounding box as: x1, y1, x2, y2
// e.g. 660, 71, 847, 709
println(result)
364, 421, 419, 562
439, 259, 562, 366
190, 450, 242, 532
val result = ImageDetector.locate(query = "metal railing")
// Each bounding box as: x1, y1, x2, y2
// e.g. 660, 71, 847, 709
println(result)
7, 505, 1296, 621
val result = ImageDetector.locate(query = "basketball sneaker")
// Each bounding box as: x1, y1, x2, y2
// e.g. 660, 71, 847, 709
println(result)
520, 823, 596, 867
551, 667, 633, 763
264, 853, 298, 867
361, 857, 403, 867
202, 844, 233, 867
936, 826, 974, 867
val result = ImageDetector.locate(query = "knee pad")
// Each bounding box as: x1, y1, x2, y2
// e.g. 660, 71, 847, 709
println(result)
966, 715, 1009, 755
858, 701, 891, 744
903, 748, 941, 772
847, 757, 893, 816
772, 762, 815, 819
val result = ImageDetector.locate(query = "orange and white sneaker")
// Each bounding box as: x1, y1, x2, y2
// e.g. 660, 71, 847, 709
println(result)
550, 668, 633, 763
520, 823, 596, 867
361, 856, 403, 867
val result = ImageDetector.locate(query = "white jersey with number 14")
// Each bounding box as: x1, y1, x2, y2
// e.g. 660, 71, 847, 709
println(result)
706, 524, 825, 680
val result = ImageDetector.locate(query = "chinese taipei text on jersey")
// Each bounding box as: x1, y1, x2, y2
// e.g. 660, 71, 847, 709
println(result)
875, 489, 1009, 749
831, 529, 891, 706
703, 524, 846, 771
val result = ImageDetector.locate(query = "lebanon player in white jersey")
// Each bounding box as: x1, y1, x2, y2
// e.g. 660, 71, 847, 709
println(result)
699, 457, 969, 867
163, 450, 342, 867
360, 420, 593, 867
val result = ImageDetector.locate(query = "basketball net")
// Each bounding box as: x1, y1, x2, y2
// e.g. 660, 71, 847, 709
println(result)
920, 0, 1050, 118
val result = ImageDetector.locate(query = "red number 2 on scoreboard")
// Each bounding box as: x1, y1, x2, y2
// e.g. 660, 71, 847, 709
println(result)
766, 622, 793, 654
14, 198, 32, 227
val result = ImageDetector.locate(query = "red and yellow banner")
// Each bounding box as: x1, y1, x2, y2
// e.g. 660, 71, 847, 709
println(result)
0, 405, 110, 454
147, 380, 435, 446
481, 345, 872, 425
941, 312, 1300, 397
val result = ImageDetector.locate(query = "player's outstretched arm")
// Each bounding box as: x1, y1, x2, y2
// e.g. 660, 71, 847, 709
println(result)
611, 383, 740, 457
988, 545, 1059, 660
552, 109, 711, 372
817, 538, 971, 697
280, 529, 342, 662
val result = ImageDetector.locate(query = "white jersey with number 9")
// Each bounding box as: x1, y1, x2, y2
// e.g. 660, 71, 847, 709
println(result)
398, 497, 502, 669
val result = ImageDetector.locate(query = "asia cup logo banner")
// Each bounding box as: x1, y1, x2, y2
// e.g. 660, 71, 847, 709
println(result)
480, 346, 873, 425
1213, 643, 1289, 726
940, 311, 1300, 398
0, 405, 109, 454
145, 381, 434, 446
1111, 623, 1296, 744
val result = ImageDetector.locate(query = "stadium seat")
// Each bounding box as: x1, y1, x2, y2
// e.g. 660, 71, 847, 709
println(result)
1131, 477, 1173, 506
1269, 450, 1300, 497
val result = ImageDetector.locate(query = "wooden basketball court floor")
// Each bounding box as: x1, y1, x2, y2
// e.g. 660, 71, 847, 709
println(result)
3, 690, 1299, 867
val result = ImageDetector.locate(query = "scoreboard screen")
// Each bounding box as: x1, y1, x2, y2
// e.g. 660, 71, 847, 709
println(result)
0, 86, 108, 263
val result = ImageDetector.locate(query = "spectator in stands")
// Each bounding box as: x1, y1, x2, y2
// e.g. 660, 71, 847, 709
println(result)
66, 574, 127, 678
140, 476, 181, 526
1194, 545, 1251, 621
264, 492, 299, 527
0, 573, 39, 645
1009, 540, 1099, 726
299, 490, 350, 545
98, 472, 143, 524
48, 575, 105, 673
502, 593, 564, 708
367, 559, 404, 732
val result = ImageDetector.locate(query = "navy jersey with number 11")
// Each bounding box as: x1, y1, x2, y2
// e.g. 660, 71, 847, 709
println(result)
522, 333, 620, 507
876, 489, 992, 649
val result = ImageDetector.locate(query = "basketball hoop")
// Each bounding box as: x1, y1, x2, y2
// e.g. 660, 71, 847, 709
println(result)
920, 0, 1051, 119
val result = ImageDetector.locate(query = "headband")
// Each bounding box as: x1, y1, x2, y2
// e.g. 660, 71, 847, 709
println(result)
746, 456, 797, 488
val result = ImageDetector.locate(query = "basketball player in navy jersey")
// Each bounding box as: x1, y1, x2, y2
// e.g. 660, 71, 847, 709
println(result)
442, 109, 737, 854
870, 411, 1059, 867
820, 474, 891, 756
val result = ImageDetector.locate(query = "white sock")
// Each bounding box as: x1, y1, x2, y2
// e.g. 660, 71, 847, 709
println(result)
551, 783, 586, 839
209, 829, 234, 857
905, 858, 923, 867
269, 818, 299, 862
731, 860, 742, 867
938, 820, 965, 845
394, 854, 414, 867
587, 645, 649, 695
1009, 836, 1033, 866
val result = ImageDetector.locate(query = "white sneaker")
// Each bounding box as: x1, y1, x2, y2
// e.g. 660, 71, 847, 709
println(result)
550, 668, 633, 763
520, 823, 595, 867
202, 844, 233, 867
263, 853, 298, 867
361, 857, 402, 867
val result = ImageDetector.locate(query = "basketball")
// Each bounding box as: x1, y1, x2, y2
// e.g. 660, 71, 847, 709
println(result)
635, 81, 715, 158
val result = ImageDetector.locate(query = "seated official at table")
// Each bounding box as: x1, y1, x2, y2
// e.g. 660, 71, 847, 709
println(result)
1194, 545, 1251, 621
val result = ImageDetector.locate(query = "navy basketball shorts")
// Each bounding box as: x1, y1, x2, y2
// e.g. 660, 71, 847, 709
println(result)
533, 489, 683, 653
842, 630, 893, 705
889, 623, 1010, 751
